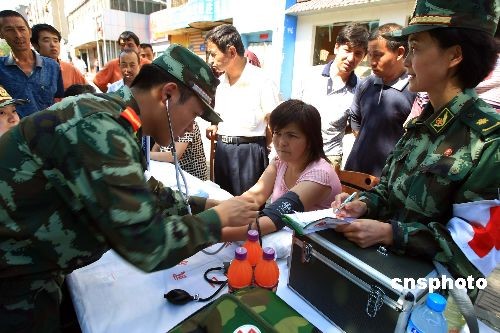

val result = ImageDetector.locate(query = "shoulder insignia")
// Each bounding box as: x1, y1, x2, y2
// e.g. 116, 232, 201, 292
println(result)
482, 121, 500, 134
460, 106, 500, 137
120, 107, 141, 132
476, 118, 488, 126
430, 108, 453, 133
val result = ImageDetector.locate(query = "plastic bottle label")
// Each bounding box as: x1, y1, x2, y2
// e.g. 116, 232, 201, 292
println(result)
406, 318, 423, 333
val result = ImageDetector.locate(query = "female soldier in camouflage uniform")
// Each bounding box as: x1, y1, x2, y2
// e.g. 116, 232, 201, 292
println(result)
333, 0, 499, 293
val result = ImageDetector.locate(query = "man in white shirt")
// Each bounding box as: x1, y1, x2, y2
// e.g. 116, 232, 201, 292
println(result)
205, 24, 280, 196
297, 23, 368, 168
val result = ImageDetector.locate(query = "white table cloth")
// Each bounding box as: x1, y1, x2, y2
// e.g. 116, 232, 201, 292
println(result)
66, 161, 493, 333
66, 160, 339, 332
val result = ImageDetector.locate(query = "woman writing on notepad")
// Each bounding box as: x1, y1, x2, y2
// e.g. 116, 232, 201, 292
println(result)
220, 99, 342, 241
332, 0, 499, 290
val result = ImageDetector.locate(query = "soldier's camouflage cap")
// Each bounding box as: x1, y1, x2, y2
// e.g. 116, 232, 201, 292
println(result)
0, 85, 28, 108
152, 44, 222, 123
385, 0, 499, 40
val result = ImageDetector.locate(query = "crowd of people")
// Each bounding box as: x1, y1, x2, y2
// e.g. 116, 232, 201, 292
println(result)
0, 0, 498, 331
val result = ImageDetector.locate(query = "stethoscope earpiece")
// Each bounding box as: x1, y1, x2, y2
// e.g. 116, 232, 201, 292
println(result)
165, 98, 192, 215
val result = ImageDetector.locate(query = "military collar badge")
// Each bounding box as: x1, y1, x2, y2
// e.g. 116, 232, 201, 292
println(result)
430, 107, 454, 134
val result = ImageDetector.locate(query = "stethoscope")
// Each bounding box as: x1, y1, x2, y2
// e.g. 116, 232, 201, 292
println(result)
147, 97, 192, 215
158, 97, 225, 256
158, 98, 232, 306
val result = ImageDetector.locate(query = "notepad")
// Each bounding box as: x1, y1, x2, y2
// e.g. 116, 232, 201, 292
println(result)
282, 209, 355, 235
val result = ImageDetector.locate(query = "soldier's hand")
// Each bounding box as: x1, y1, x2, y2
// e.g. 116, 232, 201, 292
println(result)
213, 197, 259, 228
233, 194, 258, 206
335, 219, 393, 248
205, 198, 221, 209
206, 125, 218, 140
331, 192, 367, 218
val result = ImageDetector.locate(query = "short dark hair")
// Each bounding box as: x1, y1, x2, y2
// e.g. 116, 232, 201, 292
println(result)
205, 24, 245, 56
64, 84, 96, 97
118, 31, 140, 46
140, 43, 153, 50
119, 48, 140, 63
428, 28, 497, 89
270, 99, 329, 165
370, 23, 406, 54
336, 23, 369, 53
30, 23, 61, 47
0, 10, 29, 29
131, 64, 194, 103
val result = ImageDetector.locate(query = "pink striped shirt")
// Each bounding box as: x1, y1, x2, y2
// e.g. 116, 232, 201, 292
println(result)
271, 157, 341, 210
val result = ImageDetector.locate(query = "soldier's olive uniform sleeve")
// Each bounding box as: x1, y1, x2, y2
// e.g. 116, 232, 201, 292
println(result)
363, 139, 498, 280
147, 176, 208, 214
66, 113, 221, 272
357, 94, 499, 284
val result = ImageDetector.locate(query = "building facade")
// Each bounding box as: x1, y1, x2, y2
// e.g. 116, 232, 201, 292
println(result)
284, 0, 414, 98
26, 0, 70, 60
65, 0, 165, 72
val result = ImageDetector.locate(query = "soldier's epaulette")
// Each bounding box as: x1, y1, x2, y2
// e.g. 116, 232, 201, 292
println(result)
460, 106, 500, 137
120, 107, 142, 133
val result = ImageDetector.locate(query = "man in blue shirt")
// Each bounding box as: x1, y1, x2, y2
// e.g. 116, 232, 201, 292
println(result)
0, 10, 64, 118
345, 23, 416, 177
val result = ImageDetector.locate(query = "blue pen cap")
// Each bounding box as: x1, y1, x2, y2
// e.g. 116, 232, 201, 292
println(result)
426, 293, 447, 312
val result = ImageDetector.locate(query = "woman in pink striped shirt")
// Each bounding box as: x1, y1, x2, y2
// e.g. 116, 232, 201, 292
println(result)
221, 99, 341, 241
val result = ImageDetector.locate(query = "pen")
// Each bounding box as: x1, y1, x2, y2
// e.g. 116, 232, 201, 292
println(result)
334, 192, 358, 214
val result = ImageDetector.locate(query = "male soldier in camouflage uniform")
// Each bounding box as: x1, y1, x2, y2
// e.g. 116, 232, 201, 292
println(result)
333, 0, 499, 297
0, 44, 258, 332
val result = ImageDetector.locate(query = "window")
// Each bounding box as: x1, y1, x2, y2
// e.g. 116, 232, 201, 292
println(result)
110, 0, 119, 10
145, 0, 153, 14
172, 0, 188, 7
312, 21, 378, 74
136, 0, 145, 14
119, 0, 128, 11
130, 0, 137, 12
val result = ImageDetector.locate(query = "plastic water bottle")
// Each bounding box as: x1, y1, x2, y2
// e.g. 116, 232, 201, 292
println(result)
406, 293, 447, 333
443, 296, 466, 333
242, 230, 263, 267
227, 247, 253, 293
254, 247, 280, 292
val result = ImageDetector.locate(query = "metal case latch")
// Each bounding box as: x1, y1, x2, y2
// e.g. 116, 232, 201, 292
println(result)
366, 285, 385, 318
377, 246, 388, 256
301, 242, 313, 263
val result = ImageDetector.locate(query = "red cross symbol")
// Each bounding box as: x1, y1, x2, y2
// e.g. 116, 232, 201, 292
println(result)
468, 206, 500, 258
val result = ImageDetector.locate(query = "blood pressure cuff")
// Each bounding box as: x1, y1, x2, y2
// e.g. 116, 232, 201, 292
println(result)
262, 191, 304, 230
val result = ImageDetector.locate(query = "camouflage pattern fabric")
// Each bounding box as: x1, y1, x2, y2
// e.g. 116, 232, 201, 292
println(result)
0, 86, 221, 331
169, 287, 318, 333
361, 89, 499, 296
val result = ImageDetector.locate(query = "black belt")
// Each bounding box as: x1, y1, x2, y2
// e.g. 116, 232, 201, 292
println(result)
217, 135, 265, 144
